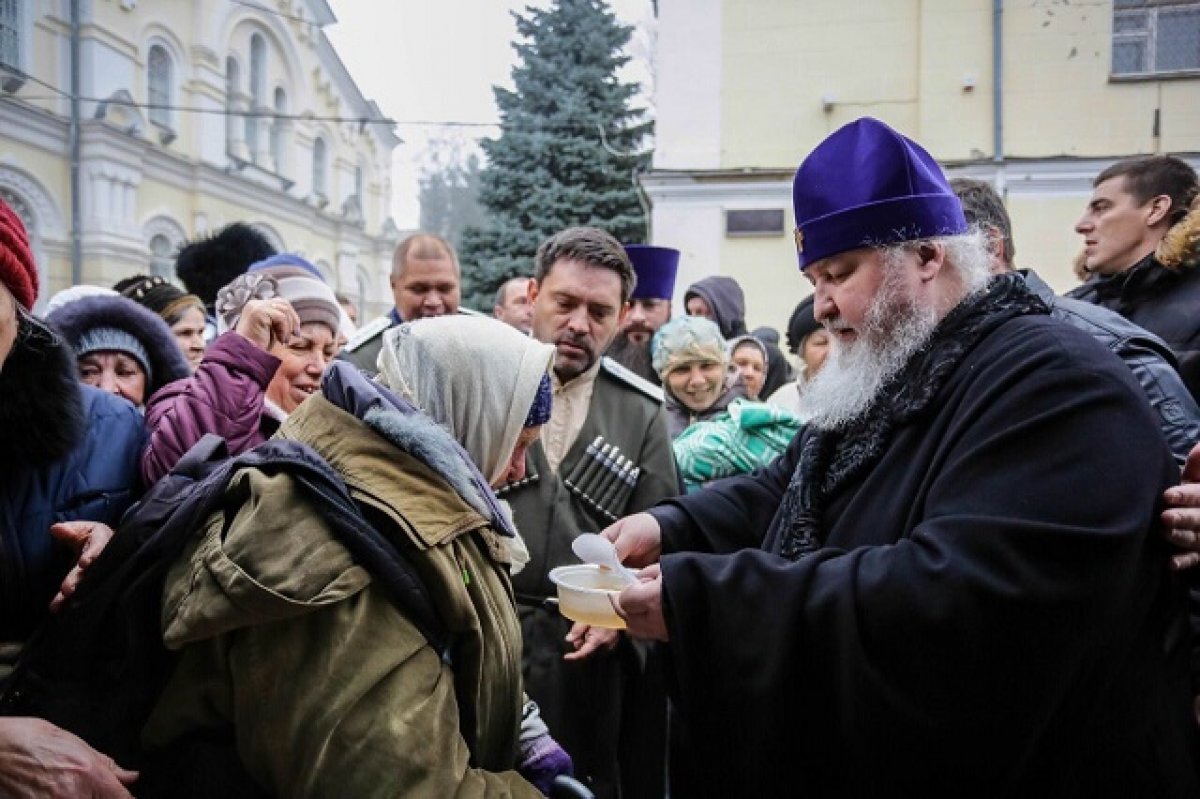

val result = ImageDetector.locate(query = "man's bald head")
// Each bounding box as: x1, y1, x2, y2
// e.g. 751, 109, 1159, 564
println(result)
390, 232, 461, 320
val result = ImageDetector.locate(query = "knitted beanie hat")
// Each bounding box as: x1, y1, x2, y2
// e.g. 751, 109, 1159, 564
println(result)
652, 315, 727, 378
45, 293, 190, 398
115, 274, 205, 325
0, 197, 38, 309
215, 257, 340, 336
75, 326, 153, 382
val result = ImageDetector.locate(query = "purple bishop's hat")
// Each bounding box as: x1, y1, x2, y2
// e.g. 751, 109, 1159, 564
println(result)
791, 117, 967, 269
624, 244, 680, 301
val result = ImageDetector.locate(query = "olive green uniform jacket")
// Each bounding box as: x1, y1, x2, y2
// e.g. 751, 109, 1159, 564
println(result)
500, 358, 678, 798
144, 395, 541, 798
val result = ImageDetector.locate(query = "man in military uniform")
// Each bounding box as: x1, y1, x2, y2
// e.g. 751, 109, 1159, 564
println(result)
498, 227, 678, 799
341, 231, 460, 373
606, 244, 680, 386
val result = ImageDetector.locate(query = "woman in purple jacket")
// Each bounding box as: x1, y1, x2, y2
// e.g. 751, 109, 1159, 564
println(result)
140, 255, 342, 485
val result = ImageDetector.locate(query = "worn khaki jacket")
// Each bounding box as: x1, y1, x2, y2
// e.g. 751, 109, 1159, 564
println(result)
143, 395, 541, 798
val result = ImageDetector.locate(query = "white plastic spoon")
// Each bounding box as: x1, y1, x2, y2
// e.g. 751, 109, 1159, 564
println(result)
572, 533, 639, 585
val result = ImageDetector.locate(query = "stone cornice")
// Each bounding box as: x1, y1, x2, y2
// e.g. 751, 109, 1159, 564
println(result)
641, 154, 1200, 204
0, 97, 70, 152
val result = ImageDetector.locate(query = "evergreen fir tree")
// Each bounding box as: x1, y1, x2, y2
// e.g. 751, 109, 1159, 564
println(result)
458, 0, 651, 309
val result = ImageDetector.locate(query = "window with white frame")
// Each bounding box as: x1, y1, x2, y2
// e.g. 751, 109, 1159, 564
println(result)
312, 137, 327, 197
149, 234, 175, 279
225, 57, 239, 152
271, 87, 287, 174
246, 34, 265, 161
0, 0, 19, 72
1113, 0, 1200, 76
147, 45, 172, 128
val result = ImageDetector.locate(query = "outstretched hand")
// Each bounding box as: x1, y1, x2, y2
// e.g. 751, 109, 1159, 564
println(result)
49, 520, 115, 612
563, 622, 620, 662
600, 512, 662, 569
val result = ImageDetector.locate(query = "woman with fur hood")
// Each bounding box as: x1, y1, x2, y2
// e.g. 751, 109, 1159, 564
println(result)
0, 199, 143, 796
46, 294, 190, 409
143, 316, 574, 796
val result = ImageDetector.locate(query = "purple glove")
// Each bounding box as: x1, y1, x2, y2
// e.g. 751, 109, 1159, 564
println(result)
517, 700, 573, 796
518, 731, 574, 796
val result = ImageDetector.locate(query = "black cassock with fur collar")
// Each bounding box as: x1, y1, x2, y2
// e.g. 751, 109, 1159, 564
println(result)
650, 277, 1199, 797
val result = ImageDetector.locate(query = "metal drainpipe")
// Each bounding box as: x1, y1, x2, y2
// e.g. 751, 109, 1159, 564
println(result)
69, 0, 82, 286
992, 0, 1004, 166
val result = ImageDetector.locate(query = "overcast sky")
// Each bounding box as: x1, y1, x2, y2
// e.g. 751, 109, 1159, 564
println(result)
324, 0, 656, 228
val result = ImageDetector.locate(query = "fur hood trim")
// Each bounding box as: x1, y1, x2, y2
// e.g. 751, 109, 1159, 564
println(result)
1158, 195, 1200, 271
363, 407, 496, 525
0, 315, 85, 467
46, 294, 190, 399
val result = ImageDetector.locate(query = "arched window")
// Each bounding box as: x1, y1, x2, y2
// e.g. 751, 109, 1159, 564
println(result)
246, 34, 265, 160
225, 56, 239, 150
147, 45, 172, 128
149, 233, 174, 279
312, 137, 327, 197
356, 266, 371, 309
271, 87, 287, 174
249, 34, 266, 101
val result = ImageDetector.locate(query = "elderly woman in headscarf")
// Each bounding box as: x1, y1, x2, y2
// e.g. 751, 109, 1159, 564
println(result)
140, 254, 342, 485
45, 293, 190, 410
143, 315, 574, 797
114, 275, 209, 372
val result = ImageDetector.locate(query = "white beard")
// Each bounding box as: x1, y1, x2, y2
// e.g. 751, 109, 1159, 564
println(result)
798, 270, 940, 431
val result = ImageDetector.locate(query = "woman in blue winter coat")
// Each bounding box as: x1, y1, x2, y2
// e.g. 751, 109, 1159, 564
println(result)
0, 198, 143, 797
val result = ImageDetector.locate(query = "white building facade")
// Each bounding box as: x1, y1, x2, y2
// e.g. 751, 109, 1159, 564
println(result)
0, 0, 400, 319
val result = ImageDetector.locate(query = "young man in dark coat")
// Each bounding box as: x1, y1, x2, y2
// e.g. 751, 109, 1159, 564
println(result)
604, 118, 1200, 797
1068, 155, 1200, 401
951, 177, 1200, 465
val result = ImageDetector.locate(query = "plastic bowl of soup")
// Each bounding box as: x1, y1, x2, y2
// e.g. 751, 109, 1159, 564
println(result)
548, 564, 628, 630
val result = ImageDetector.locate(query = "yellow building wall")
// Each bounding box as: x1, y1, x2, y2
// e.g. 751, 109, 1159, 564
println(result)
705, 0, 1198, 330
719, 223, 810, 335
719, 0, 1200, 166
1008, 193, 1093, 294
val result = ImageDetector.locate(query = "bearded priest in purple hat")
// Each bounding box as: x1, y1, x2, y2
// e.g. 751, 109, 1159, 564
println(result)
605, 244, 680, 385
600, 117, 1200, 796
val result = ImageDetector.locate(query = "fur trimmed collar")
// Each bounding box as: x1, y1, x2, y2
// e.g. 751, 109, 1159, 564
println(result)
45, 294, 190, 399
0, 319, 85, 470
1157, 195, 1200, 271
776, 273, 1048, 560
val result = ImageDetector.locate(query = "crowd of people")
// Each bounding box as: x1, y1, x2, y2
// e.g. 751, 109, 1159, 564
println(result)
2, 114, 1200, 797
